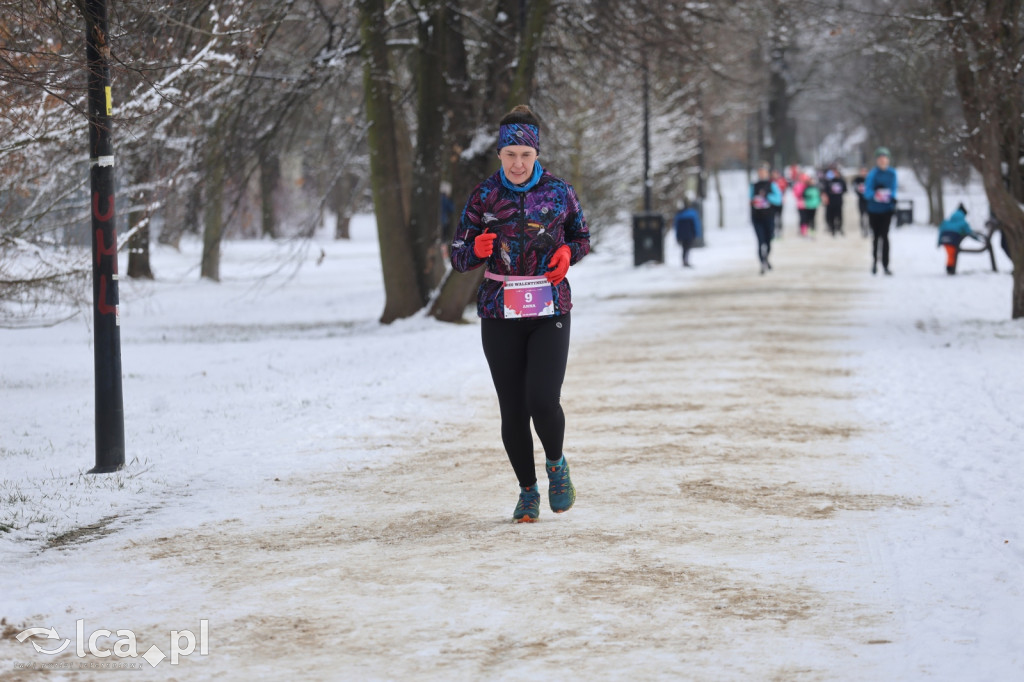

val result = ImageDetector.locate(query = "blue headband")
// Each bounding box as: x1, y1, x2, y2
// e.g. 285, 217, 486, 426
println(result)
497, 123, 540, 152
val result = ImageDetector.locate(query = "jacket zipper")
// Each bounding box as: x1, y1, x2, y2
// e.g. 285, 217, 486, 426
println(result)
518, 192, 526, 275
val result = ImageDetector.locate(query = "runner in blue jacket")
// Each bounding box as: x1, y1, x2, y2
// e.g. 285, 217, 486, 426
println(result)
673, 200, 701, 267
863, 147, 897, 275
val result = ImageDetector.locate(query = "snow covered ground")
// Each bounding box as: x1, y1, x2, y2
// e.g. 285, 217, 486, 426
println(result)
1, 169, 1022, 680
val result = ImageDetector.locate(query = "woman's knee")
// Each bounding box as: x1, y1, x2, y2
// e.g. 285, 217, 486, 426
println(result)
526, 391, 563, 422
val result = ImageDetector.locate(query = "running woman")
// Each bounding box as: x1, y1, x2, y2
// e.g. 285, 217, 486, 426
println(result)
793, 171, 820, 238
450, 104, 591, 523
751, 162, 782, 274
863, 147, 897, 275
823, 165, 847, 237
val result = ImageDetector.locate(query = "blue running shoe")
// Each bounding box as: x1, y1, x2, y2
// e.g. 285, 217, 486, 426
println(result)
513, 484, 541, 523
546, 455, 576, 513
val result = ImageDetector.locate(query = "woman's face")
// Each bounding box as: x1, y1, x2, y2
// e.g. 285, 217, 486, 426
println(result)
499, 145, 538, 185
876, 155, 890, 170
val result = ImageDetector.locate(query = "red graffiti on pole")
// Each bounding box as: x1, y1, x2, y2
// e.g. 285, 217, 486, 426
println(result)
93, 191, 118, 316
95, 229, 118, 271
93, 192, 115, 222
97, 275, 117, 316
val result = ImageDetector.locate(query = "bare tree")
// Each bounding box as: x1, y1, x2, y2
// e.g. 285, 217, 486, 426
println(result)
428, 0, 553, 323
833, 1, 967, 225
2, 0, 365, 303
938, 0, 1024, 318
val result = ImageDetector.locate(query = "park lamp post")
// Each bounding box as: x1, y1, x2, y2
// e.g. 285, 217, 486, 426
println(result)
642, 55, 652, 214
632, 53, 665, 266
84, 0, 126, 474
693, 91, 707, 245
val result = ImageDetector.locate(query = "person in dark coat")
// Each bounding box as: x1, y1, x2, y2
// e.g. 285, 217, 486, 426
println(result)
673, 199, 701, 268
823, 166, 847, 237
751, 162, 783, 273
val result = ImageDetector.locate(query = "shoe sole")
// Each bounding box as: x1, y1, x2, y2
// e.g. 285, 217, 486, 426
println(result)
513, 516, 539, 523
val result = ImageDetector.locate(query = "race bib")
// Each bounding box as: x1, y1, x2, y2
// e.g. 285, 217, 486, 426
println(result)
502, 277, 554, 319
831, 182, 844, 194
752, 196, 771, 210
874, 188, 892, 203
856, 182, 865, 193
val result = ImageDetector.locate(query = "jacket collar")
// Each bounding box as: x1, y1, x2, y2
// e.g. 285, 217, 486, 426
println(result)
499, 161, 544, 193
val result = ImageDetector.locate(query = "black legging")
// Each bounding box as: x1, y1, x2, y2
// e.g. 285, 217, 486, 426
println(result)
752, 215, 774, 264
826, 203, 843, 235
869, 211, 894, 268
481, 314, 571, 487
799, 207, 817, 232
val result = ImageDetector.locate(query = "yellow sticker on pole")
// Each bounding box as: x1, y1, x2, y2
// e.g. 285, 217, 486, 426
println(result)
105, 86, 112, 116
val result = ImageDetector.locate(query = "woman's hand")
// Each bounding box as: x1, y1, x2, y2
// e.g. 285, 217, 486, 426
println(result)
545, 245, 572, 285
473, 229, 498, 259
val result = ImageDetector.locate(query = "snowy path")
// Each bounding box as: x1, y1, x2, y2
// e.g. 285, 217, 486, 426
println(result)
6, 207, 1023, 680
5, 230, 928, 681
204, 231, 907, 681
554, 232, 914, 679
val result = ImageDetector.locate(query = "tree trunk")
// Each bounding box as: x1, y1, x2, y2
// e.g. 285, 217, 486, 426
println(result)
328, 172, 361, 240
941, 0, 1024, 318
508, 0, 550, 104
714, 166, 724, 228
985, 168, 1024, 318
1014, 253, 1024, 319
126, 189, 154, 279
260, 147, 280, 239
983, 169, 1024, 319
357, 0, 423, 323
335, 214, 351, 240
429, 0, 550, 322
916, 167, 943, 227
767, 41, 797, 167
408, 1, 449, 296
201, 133, 225, 281
930, 180, 944, 227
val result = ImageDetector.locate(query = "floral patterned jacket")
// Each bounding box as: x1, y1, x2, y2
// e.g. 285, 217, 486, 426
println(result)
450, 168, 591, 319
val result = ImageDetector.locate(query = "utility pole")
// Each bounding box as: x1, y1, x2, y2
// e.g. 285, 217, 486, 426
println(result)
642, 55, 652, 213
695, 91, 707, 246
84, 0, 125, 474
631, 51, 663, 266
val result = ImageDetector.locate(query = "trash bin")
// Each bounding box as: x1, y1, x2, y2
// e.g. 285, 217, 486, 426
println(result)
895, 199, 914, 227
632, 212, 665, 266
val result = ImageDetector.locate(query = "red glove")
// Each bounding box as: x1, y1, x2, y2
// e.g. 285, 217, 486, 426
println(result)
473, 229, 497, 259
545, 245, 572, 285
